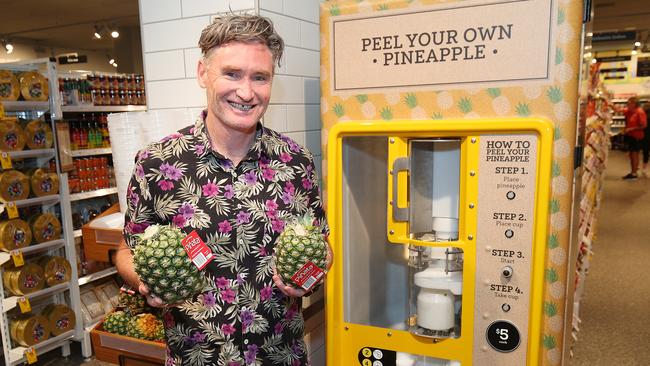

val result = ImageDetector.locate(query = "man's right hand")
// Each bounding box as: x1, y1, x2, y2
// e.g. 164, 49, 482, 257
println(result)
138, 282, 165, 307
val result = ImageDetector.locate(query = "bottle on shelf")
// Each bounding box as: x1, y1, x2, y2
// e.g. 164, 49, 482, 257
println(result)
100, 113, 110, 148
79, 114, 88, 150
70, 120, 79, 151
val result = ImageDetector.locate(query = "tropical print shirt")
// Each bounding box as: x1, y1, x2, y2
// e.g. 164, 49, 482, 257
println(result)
123, 112, 328, 366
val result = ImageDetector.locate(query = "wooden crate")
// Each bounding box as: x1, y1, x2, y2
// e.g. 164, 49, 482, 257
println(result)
90, 320, 166, 365
82, 204, 123, 262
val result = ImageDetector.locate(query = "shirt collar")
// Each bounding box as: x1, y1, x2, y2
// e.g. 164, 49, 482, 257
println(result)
193, 110, 266, 163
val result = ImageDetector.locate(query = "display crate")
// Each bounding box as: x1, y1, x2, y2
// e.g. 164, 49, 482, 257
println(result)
81, 204, 122, 262
90, 321, 165, 365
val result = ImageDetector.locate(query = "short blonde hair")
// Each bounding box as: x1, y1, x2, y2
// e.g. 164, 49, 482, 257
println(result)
198, 14, 284, 67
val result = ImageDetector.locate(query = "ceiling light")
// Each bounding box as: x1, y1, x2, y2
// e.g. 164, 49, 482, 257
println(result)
2, 40, 13, 54
591, 58, 597, 64
587, 32, 593, 37
111, 30, 119, 38
112, 63, 118, 68
632, 50, 638, 55
635, 41, 642, 47
94, 25, 102, 39
109, 58, 115, 65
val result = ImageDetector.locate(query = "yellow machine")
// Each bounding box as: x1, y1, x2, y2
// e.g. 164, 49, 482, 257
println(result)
326, 119, 553, 365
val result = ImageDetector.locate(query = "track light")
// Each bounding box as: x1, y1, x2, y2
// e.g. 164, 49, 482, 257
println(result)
1, 39, 12, 54
635, 41, 641, 47
111, 29, 119, 38
112, 63, 118, 68
632, 50, 638, 55
94, 25, 102, 39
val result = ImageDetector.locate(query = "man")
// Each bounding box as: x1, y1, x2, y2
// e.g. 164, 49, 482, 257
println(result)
115, 14, 331, 365
619, 97, 647, 179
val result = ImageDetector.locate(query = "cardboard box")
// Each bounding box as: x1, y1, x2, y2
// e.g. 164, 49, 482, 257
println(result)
91, 321, 165, 365
82, 204, 122, 262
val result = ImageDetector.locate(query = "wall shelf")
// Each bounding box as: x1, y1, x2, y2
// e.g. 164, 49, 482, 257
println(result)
2, 282, 70, 312
61, 105, 146, 113
6, 149, 56, 159
78, 267, 117, 286
8, 330, 75, 365
71, 148, 112, 158
70, 187, 118, 202
1, 101, 50, 112
0, 239, 66, 265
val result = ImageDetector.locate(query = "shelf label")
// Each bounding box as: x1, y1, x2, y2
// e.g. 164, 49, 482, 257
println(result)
11, 250, 24, 267
7, 201, 18, 219
1, 152, 12, 169
0, 102, 5, 117
25, 347, 37, 364
18, 297, 31, 313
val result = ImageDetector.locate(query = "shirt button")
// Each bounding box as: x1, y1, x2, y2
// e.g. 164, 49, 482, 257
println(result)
244, 339, 249, 345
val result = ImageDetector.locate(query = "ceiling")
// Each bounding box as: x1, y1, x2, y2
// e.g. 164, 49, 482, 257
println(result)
0, 0, 139, 52
0, 0, 649, 52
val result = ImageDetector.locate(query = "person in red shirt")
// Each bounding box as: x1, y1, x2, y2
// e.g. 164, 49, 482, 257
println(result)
619, 97, 647, 179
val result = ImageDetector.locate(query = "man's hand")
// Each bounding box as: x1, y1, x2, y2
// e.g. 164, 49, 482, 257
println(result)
138, 282, 165, 307
272, 238, 333, 298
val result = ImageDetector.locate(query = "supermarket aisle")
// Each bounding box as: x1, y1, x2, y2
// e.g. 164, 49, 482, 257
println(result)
571, 150, 650, 365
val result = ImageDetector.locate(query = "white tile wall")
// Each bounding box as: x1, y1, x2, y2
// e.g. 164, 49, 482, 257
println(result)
142, 17, 210, 52
259, 0, 283, 13
301, 21, 320, 50
183, 48, 202, 78
144, 50, 186, 81
147, 78, 205, 109
270, 75, 304, 104
263, 104, 288, 132
284, 47, 319, 77
260, 10, 301, 48
140, 0, 181, 24
283, 0, 320, 23
182, 0, 254, 17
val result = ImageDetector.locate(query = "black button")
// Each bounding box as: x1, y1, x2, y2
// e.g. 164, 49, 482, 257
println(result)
506, 191, 516, 200
486, 320, 520, 352
502, 303, 511, 312
505, 229, 514, 238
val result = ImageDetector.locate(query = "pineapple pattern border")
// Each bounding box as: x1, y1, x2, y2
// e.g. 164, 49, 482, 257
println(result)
319, 1, 583, 365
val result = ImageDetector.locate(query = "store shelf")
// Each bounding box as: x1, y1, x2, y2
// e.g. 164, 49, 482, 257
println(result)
71, 148, 112, 157
2, 282, 70, 312
61, 105, 146, 113
70, 187, 117, 201
0, 239, 66, 265
0, 101, 50, 112
3, 194, 59, 208
74, 229, 82, 238
8, 330, 75, 365
78, 267, 117, 286
5, 149, 56, 159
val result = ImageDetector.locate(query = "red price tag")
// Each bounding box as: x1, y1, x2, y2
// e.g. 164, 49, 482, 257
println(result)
291, 261, 325, 291
181, 230, 214, 270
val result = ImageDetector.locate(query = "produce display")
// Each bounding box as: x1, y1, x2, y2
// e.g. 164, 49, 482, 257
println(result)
273, 215, 328, 288
103, 310, 129, 335
133, 225, 206, 304
0, 118, 27, 151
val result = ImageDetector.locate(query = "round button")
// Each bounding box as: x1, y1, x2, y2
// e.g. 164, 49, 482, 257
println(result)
373, 361, 383, 366
506, 191, 516, 200
362, 348, 372, 358
502, 303, 511, 312
373, 349, 383, 359
243, 339, 248, 345
505, 229, 514, 238
362, 360, 372, 366
486, 320, 521, 352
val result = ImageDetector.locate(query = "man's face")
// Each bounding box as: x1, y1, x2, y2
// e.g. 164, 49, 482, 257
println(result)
198, 42, 274, 133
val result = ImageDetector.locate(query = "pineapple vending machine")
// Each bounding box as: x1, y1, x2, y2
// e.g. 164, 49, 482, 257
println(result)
320, 1, 587, 365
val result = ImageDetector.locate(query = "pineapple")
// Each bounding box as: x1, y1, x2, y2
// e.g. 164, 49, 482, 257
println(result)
552, 161, 569, 195
133, 225, 206, 304
553, 126, 571, 159
544, 301, 563, 333
436, 91, 453, 110
543, 335, 561, 365
548, 233, 566, 266
320, 65, 327, 82
356, 94, 377, 118
321, 98, 329, 114
404, 93, 427, 119
554, 48, 574, 84
103, 311, 130, 336
547, 87, 572, 123
385, 92, 401, 106
431, 112, 443, 120
332, 103, 350, 121
557, 8, 575, 45
378, 3, 390, 11
127, 313, 165, 341
274, 214, 328, 287
487, 88, 511, 115
546, 268, 565, 300
329, 5, 341, 16
515, 102, 531, 117
458, 97, 480, 119
550, 198, 567, 230
119, 291, 147, 316
522, 85, 542, 99
357, 0, 374, 13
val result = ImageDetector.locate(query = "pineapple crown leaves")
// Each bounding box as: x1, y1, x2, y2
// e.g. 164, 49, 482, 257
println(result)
380, 106, 393, 120
543, 335, 557, 349
515, 102, 531, 116
544, 301, 558, 316
356, 94, 368, 104
458, 97, 473, 113
550, 198, 561, 214
545, 268, 559, 283
404, 93, 418, 109
378, 3, 390, 10
333, 103, 345, 118
552, 161, 561, 177
329, 5, 341, 16
432, 112, 443, 120
555, 48, 564, 65
546, 86, 563, 104
548, 233, 560, 249
557, 8, 566, 25
487, 88, 501, 98
286, 214, 319, 235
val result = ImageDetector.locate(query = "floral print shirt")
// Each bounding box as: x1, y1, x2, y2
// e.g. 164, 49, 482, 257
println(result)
123, 113, 328, 366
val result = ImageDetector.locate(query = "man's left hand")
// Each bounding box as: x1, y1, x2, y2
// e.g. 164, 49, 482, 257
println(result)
273, 238, 333, 298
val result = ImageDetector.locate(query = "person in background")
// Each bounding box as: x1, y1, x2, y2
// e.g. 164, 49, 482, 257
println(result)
614, 97, 647, 179
115, 14, 332, 365
642, 102, 650, 177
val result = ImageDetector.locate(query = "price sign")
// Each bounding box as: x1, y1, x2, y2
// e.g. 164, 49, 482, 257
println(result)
18, 297, 31, 313
11, 250, 24, 267
25, 347, 37, 364
0, 152, 12, 169
486, 320, 521, 352
6, 201, 18, 218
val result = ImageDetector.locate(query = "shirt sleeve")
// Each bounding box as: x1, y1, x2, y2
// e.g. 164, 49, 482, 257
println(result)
304, 154, 330, 237
123, 149, 156, 249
